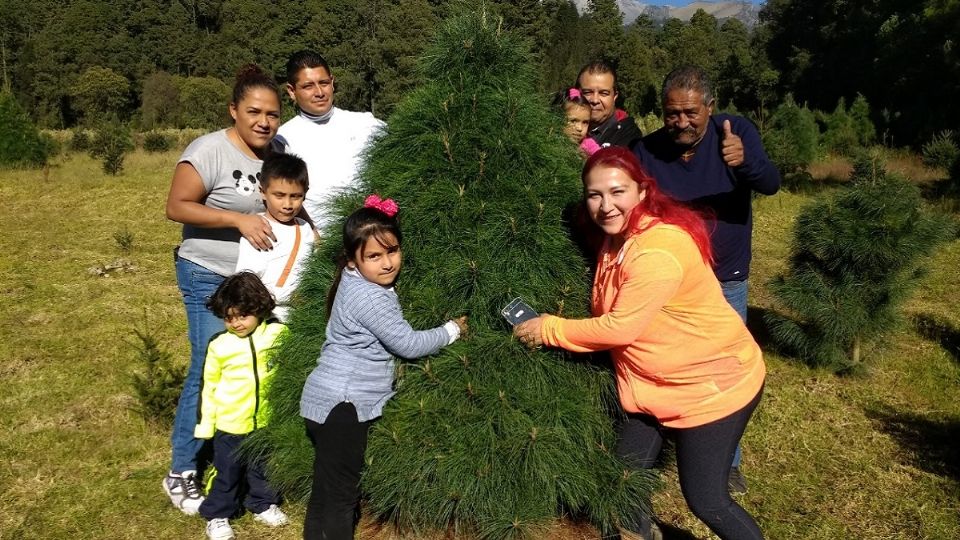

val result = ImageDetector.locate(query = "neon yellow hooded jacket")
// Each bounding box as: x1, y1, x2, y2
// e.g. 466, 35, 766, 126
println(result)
194, 321, 287, 438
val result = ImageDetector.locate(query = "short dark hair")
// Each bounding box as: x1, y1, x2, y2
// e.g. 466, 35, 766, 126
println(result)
261, 153, 309, 191
285, 50, 332, 85
577, 60, 619, 91
207, 272, 275, 320
232, 64, 280, 106
662, 65, 714, 106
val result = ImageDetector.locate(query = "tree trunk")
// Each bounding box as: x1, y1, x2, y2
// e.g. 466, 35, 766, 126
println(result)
1, 38, 9, 93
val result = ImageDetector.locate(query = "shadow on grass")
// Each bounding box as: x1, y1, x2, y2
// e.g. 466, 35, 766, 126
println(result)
746, 305, 778, 352
920, 178, 960, 211
865, 404, 960, 483
747, 305, 865, 375
913, 313, 960, 363
780, 170, 848, 195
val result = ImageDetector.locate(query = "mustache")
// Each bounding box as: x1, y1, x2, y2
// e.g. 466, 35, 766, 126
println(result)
668, 125, 698, 136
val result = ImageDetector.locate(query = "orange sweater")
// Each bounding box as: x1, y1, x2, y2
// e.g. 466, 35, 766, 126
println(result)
541, 223, 765, 428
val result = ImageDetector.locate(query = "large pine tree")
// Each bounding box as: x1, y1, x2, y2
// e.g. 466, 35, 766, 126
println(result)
251, 8, 655, 538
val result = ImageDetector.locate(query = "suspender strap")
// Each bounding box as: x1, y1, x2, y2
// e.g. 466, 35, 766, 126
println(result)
275, 224, 301, 288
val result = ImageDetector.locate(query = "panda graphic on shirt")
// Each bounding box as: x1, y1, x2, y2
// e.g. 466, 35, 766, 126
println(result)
234, 170, 260, 196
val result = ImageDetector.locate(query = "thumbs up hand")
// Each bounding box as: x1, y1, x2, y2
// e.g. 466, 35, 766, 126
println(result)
721, 119, 744, 167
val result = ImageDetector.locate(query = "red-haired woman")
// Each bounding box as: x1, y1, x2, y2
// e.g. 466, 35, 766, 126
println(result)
514, 147, 765, 540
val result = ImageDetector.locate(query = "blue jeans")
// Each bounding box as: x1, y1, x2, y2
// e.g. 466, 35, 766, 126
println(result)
171, 253, 226, 473
720, 278, 748, 322
720, 278, 748, 469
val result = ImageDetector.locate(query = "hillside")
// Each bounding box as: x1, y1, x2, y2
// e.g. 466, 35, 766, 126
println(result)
572, 0, 762, 27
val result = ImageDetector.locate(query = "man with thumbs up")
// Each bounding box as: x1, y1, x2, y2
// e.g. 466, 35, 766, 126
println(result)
633, 65, 780, 494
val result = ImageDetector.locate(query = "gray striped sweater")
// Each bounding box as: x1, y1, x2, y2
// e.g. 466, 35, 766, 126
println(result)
300, 267, 457, 423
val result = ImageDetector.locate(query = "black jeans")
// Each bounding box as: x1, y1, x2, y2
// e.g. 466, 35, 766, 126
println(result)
303, 402, 372, 540
617, 388, 764, 540
199, 431, 279, 519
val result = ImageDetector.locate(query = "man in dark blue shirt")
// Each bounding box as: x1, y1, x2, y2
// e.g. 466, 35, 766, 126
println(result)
634, 65, 781, 494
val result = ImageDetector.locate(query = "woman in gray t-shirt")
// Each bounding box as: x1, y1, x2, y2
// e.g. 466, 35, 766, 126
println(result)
162, 64, 284, 516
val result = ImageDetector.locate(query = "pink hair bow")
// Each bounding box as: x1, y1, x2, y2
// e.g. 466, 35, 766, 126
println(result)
568, 87, 581, 100
364, 194, 399, 217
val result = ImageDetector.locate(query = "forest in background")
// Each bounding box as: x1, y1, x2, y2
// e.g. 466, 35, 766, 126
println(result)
1, 0, 958, 148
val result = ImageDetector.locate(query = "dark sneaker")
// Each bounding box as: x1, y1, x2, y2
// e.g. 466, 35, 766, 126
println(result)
163, 470, 205, 515
728, 466, 748, 495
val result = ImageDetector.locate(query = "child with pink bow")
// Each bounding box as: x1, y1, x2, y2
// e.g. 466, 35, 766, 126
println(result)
299, 195, 468, 540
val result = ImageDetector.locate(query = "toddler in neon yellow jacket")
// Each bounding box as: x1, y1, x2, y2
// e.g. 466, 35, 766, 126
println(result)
195, 318, 286, 438
194, 272, 290, 539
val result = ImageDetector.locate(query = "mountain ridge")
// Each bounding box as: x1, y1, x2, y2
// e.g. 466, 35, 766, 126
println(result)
572, 1, 762, 28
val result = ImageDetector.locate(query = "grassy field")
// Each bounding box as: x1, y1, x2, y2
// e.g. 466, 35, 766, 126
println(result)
1, 149, 958, 539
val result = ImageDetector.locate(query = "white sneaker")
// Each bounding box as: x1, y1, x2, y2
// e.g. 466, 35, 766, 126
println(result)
253, 504, 289, 527
205, 518, 235, 540
163, 470, 205, 515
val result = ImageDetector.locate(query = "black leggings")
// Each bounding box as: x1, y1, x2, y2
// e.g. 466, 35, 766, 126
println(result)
303, 403, 372, 540
617, 388, 764, 540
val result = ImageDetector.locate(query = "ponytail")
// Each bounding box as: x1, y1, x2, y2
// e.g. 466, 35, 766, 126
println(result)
325, 255, 350, 318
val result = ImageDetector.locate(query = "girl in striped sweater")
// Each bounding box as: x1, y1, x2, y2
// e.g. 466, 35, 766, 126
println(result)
300, 195, 468, 540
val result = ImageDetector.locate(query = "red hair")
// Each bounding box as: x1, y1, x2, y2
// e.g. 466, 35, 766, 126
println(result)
580, 146, 714, 264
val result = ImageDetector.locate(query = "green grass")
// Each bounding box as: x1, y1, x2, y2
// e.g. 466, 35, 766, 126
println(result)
1, 150, 958, 539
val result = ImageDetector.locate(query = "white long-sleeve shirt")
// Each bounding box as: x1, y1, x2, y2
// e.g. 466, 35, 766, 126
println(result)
276, 109, 385, 229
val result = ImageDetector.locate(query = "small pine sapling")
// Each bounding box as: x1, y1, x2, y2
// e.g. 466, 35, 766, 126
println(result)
129, 320, 185, 425
89, 121, 134, 175
765, 150, 956, 373
762, 95, 819, 189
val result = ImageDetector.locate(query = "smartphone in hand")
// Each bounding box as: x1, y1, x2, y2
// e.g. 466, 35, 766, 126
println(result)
501, 297, 538, 326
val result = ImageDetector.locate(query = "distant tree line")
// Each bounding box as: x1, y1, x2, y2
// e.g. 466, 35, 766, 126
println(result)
0, 0, 958, 147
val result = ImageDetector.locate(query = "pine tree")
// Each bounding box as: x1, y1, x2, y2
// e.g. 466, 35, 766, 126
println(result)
250, 9, 656, 538
848, 93, 876, 147
762, 95, 819, 181
584, 0, 624, 63
820, 97, 859, 155
0, 90, 52, 167
765, 150, 956, 373
129, 324, 185, 426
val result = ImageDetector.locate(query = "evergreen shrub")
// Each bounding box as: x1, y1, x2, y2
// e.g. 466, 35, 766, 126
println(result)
820, 97, 859, 155
129, 325, 185, 426
849, 93, 876, 147
250, 10, 656, 538
0, 91, 52, 167
143, 130, 174, 153
765, 150, 956, 373
70, 129, 92, 152
89, 122, 134, 175
763, 95, 819, 185
40, 132, 61, 157
922, 130, 958, 170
